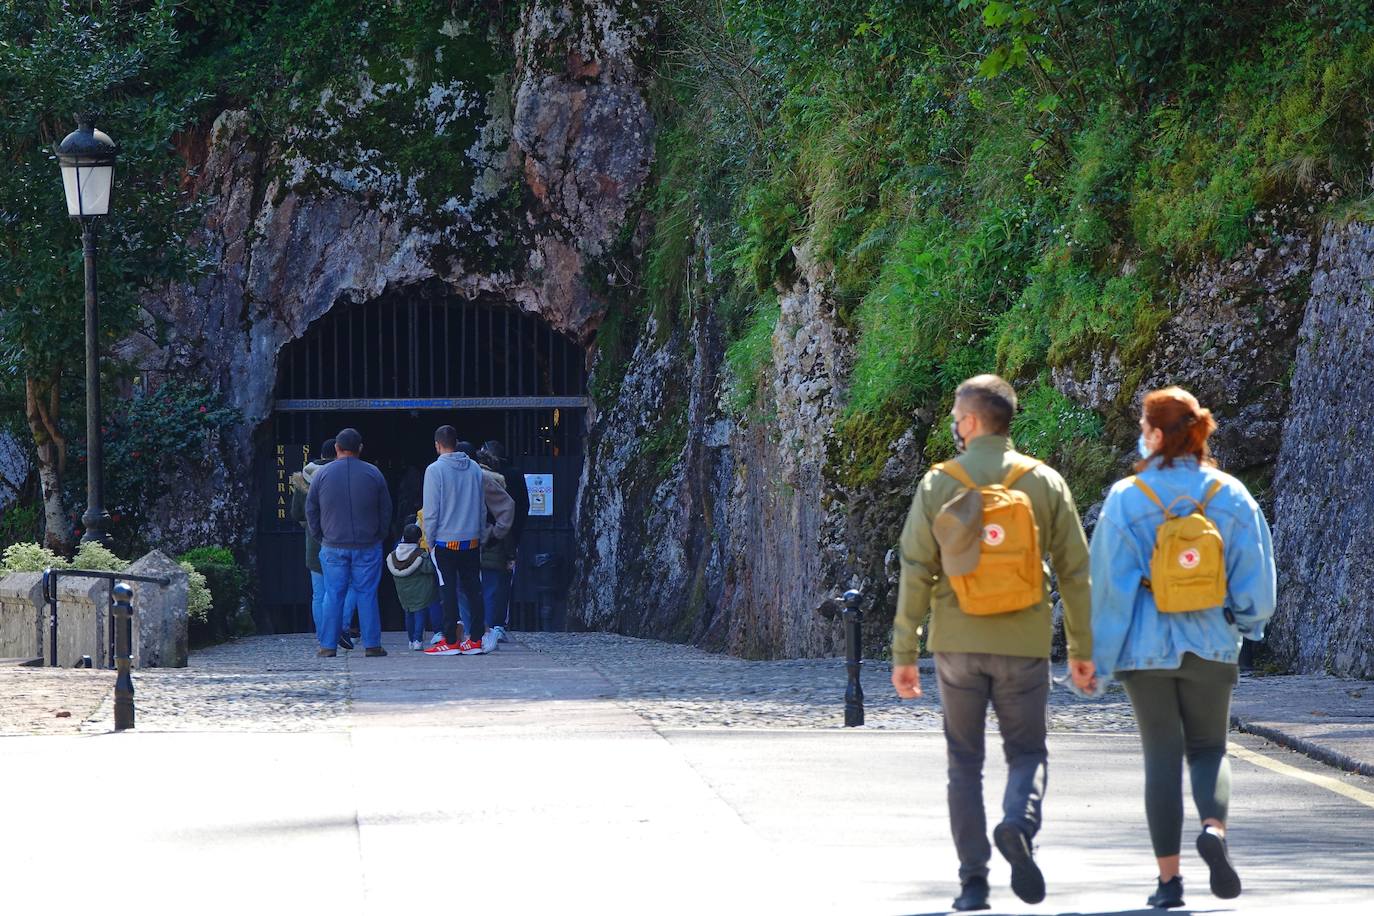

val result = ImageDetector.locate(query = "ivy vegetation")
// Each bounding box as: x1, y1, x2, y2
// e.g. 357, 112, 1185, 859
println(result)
640, 0, 1374, 499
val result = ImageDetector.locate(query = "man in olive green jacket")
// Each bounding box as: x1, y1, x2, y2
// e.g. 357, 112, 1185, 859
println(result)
891, 374, 1096, 912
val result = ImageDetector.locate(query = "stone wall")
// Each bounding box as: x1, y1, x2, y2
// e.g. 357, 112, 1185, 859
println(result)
1268, 222, 1374, 677
0, 572, 43, 661
0, 552, 190, 668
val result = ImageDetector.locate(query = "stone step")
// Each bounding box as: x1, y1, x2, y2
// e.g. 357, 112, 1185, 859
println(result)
0, 657, 43, 667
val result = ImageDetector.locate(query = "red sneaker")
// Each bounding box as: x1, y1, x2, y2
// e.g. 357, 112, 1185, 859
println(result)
457, 638, 486, 655
424, 640, 462, 656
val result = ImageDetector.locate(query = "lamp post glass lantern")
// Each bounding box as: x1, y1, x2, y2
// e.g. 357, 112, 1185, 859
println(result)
55, 116, 117, 544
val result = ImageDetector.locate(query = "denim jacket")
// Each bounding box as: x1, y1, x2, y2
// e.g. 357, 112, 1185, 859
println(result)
1089, 458, 1276, 679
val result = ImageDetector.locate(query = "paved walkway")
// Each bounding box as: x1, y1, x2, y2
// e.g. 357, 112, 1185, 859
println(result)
5, 633, 1371, 777
1, 632, 1373, 913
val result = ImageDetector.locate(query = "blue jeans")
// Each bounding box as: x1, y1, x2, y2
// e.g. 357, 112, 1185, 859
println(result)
319, 546, 383, 650
483, 567, 511, 629
426, 600, 443, 634
310, 570, 357, 640
460, 567, 511, 632
404, 610, 426, 642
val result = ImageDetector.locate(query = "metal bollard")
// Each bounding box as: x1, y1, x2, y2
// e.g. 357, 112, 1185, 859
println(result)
111, 582, 135, 731
841, 589, 864, 727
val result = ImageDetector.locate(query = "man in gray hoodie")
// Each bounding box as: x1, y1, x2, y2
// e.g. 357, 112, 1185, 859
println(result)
306, 428, 393, 658
423, 424, 514, 656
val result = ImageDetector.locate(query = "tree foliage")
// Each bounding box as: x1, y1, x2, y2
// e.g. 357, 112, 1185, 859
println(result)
0, 0, 205, 548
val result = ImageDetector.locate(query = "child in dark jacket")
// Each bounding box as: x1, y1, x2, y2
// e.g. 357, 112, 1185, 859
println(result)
388, 524, 439, 650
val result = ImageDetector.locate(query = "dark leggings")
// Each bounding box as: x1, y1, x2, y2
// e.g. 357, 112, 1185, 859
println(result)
1119, 653, 1238, 858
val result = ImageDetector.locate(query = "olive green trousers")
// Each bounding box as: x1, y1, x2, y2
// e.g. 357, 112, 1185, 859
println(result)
1118, 653, 1238, 858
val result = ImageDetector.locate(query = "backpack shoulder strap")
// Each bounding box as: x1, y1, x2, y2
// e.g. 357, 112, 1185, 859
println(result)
933, 461, 979, 490
1197, 478, 1225, 512
1131, 476, 1175, 520
1001, 456, 1042, 489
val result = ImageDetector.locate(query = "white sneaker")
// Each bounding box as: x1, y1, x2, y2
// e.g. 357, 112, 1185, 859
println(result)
409, 640, 422, 651
492, 625, 507, 643
481, 629, 499, 653
430, 632, 444, 646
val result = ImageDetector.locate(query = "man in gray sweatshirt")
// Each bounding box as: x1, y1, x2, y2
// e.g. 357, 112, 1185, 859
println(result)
306, 427, 393, 658
423, 424, 514, 656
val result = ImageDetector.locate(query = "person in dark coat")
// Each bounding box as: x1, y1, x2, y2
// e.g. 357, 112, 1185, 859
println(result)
290, 438, 357, 650
478, 440, 529, 640
305, 428, 393, 658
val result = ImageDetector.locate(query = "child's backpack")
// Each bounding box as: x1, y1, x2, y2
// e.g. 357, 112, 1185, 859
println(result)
933, 457, 1045, 615
1129, 476, 1228, 613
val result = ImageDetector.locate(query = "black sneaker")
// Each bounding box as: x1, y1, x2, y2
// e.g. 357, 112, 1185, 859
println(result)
1147, 875, 1184, 908
951, 876, 990, 911
364, 646, 387, 657
337, 632, 354, 650
993, 821, 1045, 904
316, 648, 337, 658
1197, 827, 1241, 899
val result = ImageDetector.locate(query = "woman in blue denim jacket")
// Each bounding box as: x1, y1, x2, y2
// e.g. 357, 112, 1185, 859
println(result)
1090, 387, 1276, 910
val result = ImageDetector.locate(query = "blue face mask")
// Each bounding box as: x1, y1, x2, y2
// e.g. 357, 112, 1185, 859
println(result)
1138, 433, 1152, 459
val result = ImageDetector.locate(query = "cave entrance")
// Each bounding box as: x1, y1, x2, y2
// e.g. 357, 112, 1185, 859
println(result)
255, 284, 587, 636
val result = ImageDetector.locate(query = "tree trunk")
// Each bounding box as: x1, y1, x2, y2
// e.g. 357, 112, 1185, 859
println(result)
24, 372, 71, 552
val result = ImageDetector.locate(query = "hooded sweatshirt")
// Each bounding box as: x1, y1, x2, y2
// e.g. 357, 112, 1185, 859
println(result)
422, 451, 515, 549
387, 542, 439, 611
290, 459, 329, 572
478, 462, 515, 571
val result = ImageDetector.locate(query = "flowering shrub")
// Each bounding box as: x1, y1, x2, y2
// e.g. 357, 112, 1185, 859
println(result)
0, 542, 67, 574
71, 542, 127, 572
180, 560, 211, 624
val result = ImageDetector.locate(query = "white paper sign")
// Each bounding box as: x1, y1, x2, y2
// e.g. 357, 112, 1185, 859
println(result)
525, 473, 553, 516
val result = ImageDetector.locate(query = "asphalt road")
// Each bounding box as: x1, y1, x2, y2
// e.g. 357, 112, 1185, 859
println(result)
1, 644, 1370, 915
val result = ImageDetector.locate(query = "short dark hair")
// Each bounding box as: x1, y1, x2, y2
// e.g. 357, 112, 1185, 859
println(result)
434, 425, 458, 450
335, 428, 363, 453
955, 374, 1017, 435
321, 438, 337, 461
402, 523, 422, 544
456, 440, 477, 458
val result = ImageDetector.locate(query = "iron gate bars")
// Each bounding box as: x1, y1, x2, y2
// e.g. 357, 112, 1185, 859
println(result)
40, 567, 171, 669
276, 293, 586, 403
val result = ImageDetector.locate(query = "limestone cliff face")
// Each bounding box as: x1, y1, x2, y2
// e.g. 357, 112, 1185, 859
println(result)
574, 249, 916, 658
128, 2, 654, 553
1268, 222, 1374, 677
574, 199, 1371, 673
1054, 205, 1315, 475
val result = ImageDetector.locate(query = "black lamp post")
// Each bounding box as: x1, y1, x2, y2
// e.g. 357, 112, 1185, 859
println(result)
55, 116, 117, 545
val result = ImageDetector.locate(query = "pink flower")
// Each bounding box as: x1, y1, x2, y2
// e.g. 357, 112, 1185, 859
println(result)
198, 406, 207, 413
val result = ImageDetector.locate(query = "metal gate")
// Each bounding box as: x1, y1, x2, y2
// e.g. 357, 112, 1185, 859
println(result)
255, 287, 587, 635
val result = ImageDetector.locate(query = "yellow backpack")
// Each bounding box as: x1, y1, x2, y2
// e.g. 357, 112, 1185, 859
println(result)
1130, 476, 1228, 613
934, 458, 1045, 616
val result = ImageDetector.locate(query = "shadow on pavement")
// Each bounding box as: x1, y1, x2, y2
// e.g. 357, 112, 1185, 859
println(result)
901, 910, 1228, 916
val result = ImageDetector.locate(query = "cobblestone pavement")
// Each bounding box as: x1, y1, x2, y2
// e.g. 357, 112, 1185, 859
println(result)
0, 666, 114, 735
80, 635, 352, 733
3, 631, 1371, 768
517, 632, 1141, 732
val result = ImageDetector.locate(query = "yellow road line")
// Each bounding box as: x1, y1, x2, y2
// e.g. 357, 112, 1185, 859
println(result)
1228, 741, 1374, 809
